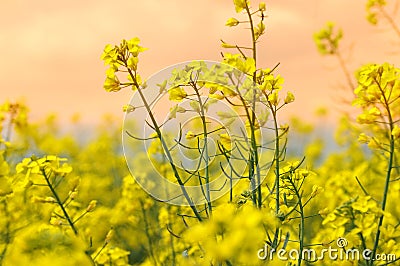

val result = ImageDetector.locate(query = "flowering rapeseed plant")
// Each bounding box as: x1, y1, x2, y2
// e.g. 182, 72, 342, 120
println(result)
0, 1, 398, 266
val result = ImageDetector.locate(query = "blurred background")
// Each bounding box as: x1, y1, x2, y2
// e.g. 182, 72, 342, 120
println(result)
1, 0, 399, 127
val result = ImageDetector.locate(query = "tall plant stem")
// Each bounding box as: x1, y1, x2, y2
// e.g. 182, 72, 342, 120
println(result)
272, 110, 280, 214
288, 177, 305, 266
245, 4, 262, 208
370, 80, 395, 265
140, 200, 158, 266
192, 81, 212, 216
126, 67, 203, 222
41, 168, 78, 235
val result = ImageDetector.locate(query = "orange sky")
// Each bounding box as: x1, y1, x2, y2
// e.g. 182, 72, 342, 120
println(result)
1, 0, 399, 127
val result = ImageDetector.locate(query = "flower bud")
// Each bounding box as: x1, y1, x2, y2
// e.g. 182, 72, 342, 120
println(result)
284, 91, 295, 104
259, 2, 266, 11
225, 17, 239, 27
69, 190, 78, 200
185, 131, 196, 140
392, 125, 400, 139
105, 228, 114, 243
122, 104, 135, 113
86, 200, 97, 212
358, 133, 370, 144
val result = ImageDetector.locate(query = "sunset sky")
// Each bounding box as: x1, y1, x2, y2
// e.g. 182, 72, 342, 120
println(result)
1, 0, 399, 127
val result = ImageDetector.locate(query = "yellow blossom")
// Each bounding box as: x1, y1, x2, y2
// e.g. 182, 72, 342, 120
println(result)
268, 91, 279, 106
259, 2, 266, 11
284, 91, 295, 104
233, 0, 249, 13
311, 185, 324, 197
86, 200, 97, 212
225, 18, 239, 27
185, 131, 196, 140
368, 137, 382, 149
358, 133, 370, 144
168, 86, 187, 101
392, 125, 400, 139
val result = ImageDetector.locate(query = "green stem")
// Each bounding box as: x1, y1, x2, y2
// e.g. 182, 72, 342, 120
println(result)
92, 242, 108, 262
244, 4, 257, 65
140, 200, 158, 266
369, 76, 395, 266
41, 167, 78, 235
370, 133, 394, 265
245, 3, 262, 208
192, 82, 212, 216
161, 156, 177, 265
272, 109, 280, 214
226, 73, 257, 206
168, 221, 176, 265
350, 208, 368, 251
287, 176, 304, 266
126, 67, 203, 222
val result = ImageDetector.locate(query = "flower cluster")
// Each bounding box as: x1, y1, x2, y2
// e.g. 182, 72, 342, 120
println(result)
101, 38, 147, 92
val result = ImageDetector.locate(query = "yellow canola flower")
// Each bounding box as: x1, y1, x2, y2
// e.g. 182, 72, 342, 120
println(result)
105, 228, 114, 243
366, 0, 387, 25
352, 215, 377, 238
220, 40, 236, 48
103, 75, 121, 92
322, 213, 336, 225
366, 84, 381, 100
351, 196, 376, 213
368, 137, 382, 149
356, 107, 381, 124
219, 133, 232, 150
100, 44, 118, 65
225, 17, 239, 27
126, 37, 147, 56
168, 86, 187, 101
94, 246, 130, 266
209, 93, 224, 100
284, 91, 295, 104
254, 21, 266, 40
122, 104, 135, 113
318, 207, 330, 216
268, 91, 279, 106
278, 204, 293, 216
311, 185, 324, 198
358, 133, 370, 144
260, 74, 284, 91
183, 203, 267, 264
313, 22, 343, 55
368, 106, 381, 116
168, 104, 186, 120
86, 200, 97, 212
392, 125, 400, 139
259, 2, 266, 11
127, 57, 138, 70
233, 0, 249, 13
185, 131, 196, 140
5, 224, 91, 265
